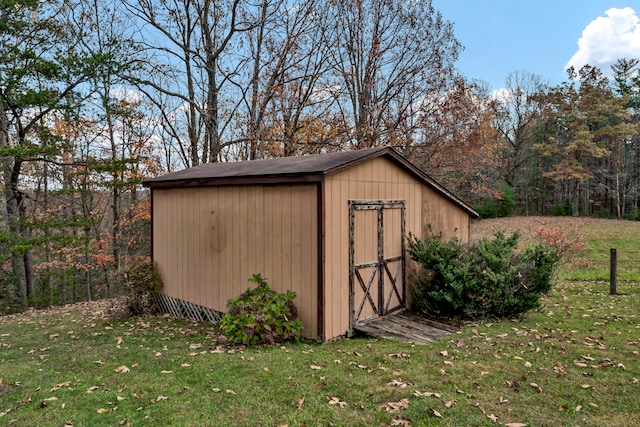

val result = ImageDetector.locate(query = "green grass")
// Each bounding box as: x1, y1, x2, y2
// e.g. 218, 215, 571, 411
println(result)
1, 283, 640, 426
561, 220, 640, 282
2, 217, 640, 426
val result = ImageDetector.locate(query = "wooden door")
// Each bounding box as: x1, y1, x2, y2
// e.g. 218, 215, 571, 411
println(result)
349, 200, 406, 327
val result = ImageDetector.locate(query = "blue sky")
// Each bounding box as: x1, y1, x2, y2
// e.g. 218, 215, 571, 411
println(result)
431, 1, 640, 90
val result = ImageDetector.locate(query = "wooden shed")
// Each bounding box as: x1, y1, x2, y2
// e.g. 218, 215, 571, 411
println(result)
143, 147, 477, 341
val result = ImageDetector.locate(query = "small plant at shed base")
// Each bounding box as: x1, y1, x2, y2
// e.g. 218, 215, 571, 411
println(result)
219, 274, 304, 346
117, 257, 162, 316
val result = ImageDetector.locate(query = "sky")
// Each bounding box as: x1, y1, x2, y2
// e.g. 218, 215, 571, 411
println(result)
431, 1, 640, 91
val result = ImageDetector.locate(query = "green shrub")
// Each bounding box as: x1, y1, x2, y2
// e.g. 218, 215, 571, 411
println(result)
408, 231, 560, 320
219, 274, 304, 346
117, 257, 162, 316
623, 209, 640, 221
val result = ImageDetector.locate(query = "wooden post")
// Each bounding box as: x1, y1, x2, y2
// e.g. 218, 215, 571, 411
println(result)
610, 248, 617, 295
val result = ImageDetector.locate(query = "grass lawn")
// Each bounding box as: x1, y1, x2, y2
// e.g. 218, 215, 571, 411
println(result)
1, 217, 640, 426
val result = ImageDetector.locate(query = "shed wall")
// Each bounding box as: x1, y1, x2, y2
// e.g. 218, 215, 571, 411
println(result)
152, 184, 319, 339
323, 157, 424, 341
421, 186, 471, 242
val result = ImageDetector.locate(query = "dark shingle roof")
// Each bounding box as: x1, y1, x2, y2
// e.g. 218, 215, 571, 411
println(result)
143, 147, 478, 217
144, 147, 388, 183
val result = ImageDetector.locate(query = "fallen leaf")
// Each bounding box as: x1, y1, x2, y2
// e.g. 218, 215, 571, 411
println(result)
379, 398, 410, 412
428, 408, 443, 418
160, 370, 173, 374
440, 350, 448, 357
310, 365, 322, 370
326, 395, 347, 408
387, 379, 410, 388
412, 390, 441, 398
580, 384, 592, 389
97, 408, 108, 414
524, 361, 532, 368
386, 353, 411, 359
573, 360, 588, 368
226, 390, 236, 395
444, 400, 457, 408
297, 397, 305, 410
114, 366, 130, 374
505, 423, 528, 427
391, 416, 412, 425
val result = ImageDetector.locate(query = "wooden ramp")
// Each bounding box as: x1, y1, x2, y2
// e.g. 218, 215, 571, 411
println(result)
353, 311, 459, 344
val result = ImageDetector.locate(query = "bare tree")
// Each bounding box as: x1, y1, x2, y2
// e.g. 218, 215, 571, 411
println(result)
492, 71, 547, 213
241, 0, 337, 158
328, 0, 460, 149
124, 0, 253, 165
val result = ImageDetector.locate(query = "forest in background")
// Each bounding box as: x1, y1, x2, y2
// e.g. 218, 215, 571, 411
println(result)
1, 0, 640, 311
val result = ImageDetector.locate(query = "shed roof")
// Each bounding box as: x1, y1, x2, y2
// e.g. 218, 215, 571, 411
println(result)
143, 147, 478, 217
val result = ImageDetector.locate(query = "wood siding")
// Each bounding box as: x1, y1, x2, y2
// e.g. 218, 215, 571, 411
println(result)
152, 184, 319, 339
323, 157, 423, 340
421, 186, 470, 243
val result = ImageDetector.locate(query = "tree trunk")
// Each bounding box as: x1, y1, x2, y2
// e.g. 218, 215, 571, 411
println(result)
572, 182, 580, 217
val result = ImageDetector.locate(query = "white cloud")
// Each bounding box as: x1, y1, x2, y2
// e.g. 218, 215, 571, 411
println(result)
109, 86, 143, 104
566, 7, 640, 75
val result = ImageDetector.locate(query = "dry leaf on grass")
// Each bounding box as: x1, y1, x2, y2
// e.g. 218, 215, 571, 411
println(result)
412, 390, 441, 398
391, 416, 412, 425
114, 366, 130, 374
379, 398, 409, 412
385, 353, 411, 359
387, 379, 410, 388
428, 408, 443, 418
326, 395, 347, 408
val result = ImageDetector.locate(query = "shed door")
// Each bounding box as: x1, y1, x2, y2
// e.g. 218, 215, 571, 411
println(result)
349, 201, 406, 327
